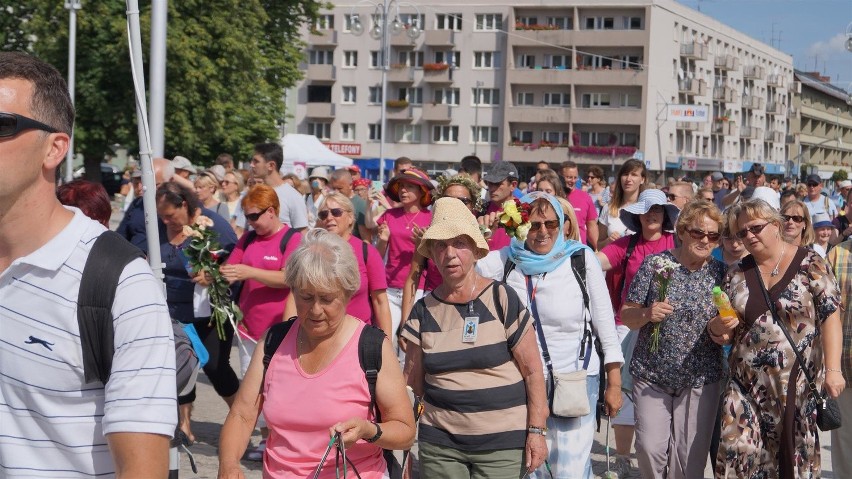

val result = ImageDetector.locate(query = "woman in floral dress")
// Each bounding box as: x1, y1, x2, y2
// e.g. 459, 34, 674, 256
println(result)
708, 199, 845, 478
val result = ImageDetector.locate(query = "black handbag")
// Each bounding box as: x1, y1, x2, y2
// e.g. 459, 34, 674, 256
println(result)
755, 270, 842, 431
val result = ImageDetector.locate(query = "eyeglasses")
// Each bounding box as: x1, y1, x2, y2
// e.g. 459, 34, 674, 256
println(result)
221, 180, 234, 186
735, 222, 770, 239
318, 208, 345, 220
530, 219, 560, 231
666, 193, 686, 201
807, 183, 820, 188
782, 214, 805, 223
448, 196, 473, 205
685, 228, 721, 242
0, 112, 59, 138
245, 208, 270, 222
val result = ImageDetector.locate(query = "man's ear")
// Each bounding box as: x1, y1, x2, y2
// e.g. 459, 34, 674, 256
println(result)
43, 132, 71, 171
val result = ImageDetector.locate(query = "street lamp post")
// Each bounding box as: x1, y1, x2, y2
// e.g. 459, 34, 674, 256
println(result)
64, 0, 82, 183
350, 1, 422, 184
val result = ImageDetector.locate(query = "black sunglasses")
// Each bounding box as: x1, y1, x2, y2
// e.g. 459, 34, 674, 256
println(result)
666, 193, 685, 201
449, 196, 473, 205
0, 112, 59, 138
318, 208, 345, 220
245, 207, 270, 222
530, 219, 560, 231
782, 214, 805, 223
735, 222, 770, 239
685, 228, 721, 242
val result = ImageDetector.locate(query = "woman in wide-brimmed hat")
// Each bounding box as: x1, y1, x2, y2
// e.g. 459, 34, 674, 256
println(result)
376, 168, 440, 359
401, 197, 548, 478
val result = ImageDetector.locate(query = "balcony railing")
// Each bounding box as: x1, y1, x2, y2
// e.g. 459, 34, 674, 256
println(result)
678, 79, 707, 96
385, 104, 413, 121
305, 64, 336, 82
422, 103, 452, 122
766, 102, 786, 116
424, 30, 455, 46
767, 74, 785, 88
712, 120, 737, 136
423, 67, 453, 83
680, 42, 707, 60
308, 30, 338, 47
769, 130, 786, 143
739, 126, 762, 140
305, 102, 335, 119
743, 65, 764, 80
741, 95, 764, 110
712, 86, 735, 103
676, 121, 700, 131
387, 66, 415, 83
714, 54, 739, 71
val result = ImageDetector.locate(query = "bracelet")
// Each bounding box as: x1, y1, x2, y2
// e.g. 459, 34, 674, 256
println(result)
365, 422, 383, 443
527, 426, 548, 436
826, 368, 843, 373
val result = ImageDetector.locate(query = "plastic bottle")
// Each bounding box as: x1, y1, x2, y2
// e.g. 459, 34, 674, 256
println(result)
712, 286, 738, 320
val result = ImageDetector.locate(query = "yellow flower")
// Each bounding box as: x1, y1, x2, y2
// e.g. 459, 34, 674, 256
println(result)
500, 201, 522, 227
516, 223, 532, 241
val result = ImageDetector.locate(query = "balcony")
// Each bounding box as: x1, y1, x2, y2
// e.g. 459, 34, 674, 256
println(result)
424, 30, 454, 46
678, 79, 707, 96
741, 95, 764, 110
390, 33, 417, 48
712, 120, 737, 136
769, 130, 786, 143
511, 29, 573, 47
767, 74, 785, 88
388, 66, 415, 83
714, 54, 739, 71
308, 30, 338, 47
712, 86, 735, 103
422, 103, 452, 122
305, 102, 335, 119
423, 66, 453, 83
506, 106, 571, 124
385, 104, 413, 121
739, 126, 762, 140
743, 65, 764, 80
680, 42, 708, 60
676, 121, 700, 131
766, 102, 787, 116
305, 64, 336, 83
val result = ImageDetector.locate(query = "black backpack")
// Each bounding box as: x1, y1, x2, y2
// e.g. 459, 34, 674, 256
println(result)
230, 227, 299, 302
262, 320, 405, 478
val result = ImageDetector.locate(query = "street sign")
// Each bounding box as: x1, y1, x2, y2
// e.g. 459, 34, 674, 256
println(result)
323, 142, 362, 156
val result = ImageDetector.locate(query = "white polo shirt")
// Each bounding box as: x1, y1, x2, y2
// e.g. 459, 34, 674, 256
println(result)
0, 207, 177, 477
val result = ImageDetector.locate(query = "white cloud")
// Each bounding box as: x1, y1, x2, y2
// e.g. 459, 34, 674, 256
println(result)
807, 33, 848, 56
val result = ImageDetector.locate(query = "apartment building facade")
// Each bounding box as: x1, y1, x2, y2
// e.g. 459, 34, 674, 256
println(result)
291, 0, 794, 176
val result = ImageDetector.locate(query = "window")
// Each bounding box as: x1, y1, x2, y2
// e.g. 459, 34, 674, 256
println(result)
624, 16, 642, 30
473, 88, 500, 106
314, 15, 334, 30
432, 125, 459, 143
399, 13, 424, 29
512, 130, 534, 143
395, 124, 422, 143
341, 123, 355, 141
434, 50, 460, 66
307, 85, 332, 103
341, 86, 356, 104
544, 54, 570, 69
307, 122, 331, 140
433, 88, 460, 105
368, 86, 382, 104
517, 92, 534, 106
543, 92, 570, 106
517, 54, 536, 69
585, 17, 615, 30
397, 51, 424, 67
621, 92, 640, 108
516, 16, 537, 27
435, 14, 462, 31
370, 51, 383, 68
621, 132, 639, 146
343, 51, 358, 68
471, 126, 498, 144
343, 14, 359, 33
398, 87, 423, 105
308, 49, 333, 64
542, 131, 569, 144
475, 14, 503, 31
473, 51, 501, 69
582, 55, 613, 69
620, 55, 642, 70
368, 123, 382, 141
581, 93, 611, 107
546, 16, 571, 29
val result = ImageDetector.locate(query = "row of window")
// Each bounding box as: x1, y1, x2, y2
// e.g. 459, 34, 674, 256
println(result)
314, 13, 644, 32
306, 123, 496, 143
320, 50, 501, 69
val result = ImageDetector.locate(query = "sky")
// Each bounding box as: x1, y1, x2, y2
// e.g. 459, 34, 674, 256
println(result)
677, 0, 851, 90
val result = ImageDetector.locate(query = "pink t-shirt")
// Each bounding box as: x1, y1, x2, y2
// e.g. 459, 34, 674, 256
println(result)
601, 232, 675, 324
226, 227, 301, 341
566, 188, 598, 244
484, 201, 512, 251
376, 208, 441, 290
263, 320, 386, 478
346, 235, 388, 324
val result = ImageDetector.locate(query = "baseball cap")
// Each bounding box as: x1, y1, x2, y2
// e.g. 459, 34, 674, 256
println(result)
172, 155, 197, 174
747, 163, 764, 177
806, 174, 822, 186
710, 172, 724, 181
482, 162, 519, 183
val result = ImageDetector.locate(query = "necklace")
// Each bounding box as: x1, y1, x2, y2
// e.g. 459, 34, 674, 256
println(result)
759, 243, 786, 277
403, 210, 421, 230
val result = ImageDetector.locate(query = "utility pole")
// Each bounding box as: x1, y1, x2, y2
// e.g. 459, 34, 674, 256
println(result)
64, 0, 82, 183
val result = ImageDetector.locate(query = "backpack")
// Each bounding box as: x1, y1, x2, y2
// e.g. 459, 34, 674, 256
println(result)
77, 231, 199, 392
262, 320, 405, 478
230, 227, 299, 302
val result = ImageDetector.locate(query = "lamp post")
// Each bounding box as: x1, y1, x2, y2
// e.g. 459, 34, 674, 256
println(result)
350, 1, 422, 184
64, 0, 82, 183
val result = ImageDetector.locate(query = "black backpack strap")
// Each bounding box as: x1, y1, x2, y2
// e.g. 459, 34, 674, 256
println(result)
279, 227, 298, 254
262, 318, 296, 388
242, 230, 258, 250
358, 325, 386, 421
77, 231, 143, 385
616, 233, 641, 294
362, 240, 369, 265
501, 257, 516, 284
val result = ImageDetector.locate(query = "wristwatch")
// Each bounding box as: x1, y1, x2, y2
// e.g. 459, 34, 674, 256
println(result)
366, 422, 383, 443
527, 426, 548, 436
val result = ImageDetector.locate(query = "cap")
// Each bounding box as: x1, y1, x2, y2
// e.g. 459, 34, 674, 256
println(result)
812, 212, 834, 229
172, 155, 197, 174
806, 174, 822, 186
710, 172, 724, 181
308, 166, 330, 181
482, 162, 519, 183
838, 180, 852, 189
347, 165, 361, 174
747, 163, 764, 177
131, 169, 142, 179
207, 165, 226, 182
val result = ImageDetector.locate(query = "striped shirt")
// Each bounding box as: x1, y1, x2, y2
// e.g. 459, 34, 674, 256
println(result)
826, 239, 852, 378
401, 281, 531, 452
0, 207, 177, 477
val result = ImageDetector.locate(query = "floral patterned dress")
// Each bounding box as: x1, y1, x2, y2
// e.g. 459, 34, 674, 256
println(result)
715, 248, 840, 479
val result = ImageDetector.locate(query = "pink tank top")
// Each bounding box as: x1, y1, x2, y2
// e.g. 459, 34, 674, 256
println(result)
262, 319, 387, 478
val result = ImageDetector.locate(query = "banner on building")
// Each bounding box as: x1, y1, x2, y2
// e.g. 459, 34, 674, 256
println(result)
667, 105, 709, 123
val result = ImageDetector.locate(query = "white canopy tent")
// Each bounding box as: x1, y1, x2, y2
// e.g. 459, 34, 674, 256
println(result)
280, 134, 353, 170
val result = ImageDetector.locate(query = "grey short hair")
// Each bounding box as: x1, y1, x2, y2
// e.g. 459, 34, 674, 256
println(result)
284, 229, 360, 298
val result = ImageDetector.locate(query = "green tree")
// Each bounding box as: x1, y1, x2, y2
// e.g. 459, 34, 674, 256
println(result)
3, 0, 322, 173
831, 170, 848, 182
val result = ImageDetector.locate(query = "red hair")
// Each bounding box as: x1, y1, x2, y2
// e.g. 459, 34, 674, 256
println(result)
56, 180, 112, 227
241, 184, 281, 216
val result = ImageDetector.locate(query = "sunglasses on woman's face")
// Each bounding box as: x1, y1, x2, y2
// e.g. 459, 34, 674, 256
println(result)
782, 214, 805, 223
0, 112, 59, 138
318, 208, 345, 220
685, 228, 721, 242
245, 208, 270, 222
735, 222, 770, 239
449, 196, 473, 205
530, 219, 560, 231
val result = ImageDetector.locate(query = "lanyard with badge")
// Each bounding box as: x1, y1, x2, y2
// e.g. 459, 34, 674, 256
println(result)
462, 279, 479, 343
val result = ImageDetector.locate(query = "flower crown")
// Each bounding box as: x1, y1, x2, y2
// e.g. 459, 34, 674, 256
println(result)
435, 174, 485, 212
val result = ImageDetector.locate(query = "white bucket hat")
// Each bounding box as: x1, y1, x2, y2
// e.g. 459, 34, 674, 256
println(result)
619, 189, 680, 232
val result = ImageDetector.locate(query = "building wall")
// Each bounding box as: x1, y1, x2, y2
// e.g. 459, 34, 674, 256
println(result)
789, 73, 852, 179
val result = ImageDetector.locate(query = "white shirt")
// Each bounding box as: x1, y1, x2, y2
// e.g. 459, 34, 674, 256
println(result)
477, 248, 624, 377
0, 208, 177, 477
274, 183, 309, 229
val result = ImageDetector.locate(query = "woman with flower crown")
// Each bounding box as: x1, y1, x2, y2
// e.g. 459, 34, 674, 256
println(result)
476, 191, 623, 479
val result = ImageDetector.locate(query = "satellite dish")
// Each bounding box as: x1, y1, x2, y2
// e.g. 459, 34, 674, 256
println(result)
744, 86, 750, 96
688, 71, 694, 79
678, 67, 684, 80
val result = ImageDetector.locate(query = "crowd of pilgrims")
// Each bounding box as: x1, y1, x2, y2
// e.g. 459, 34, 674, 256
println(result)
61, 150, 848, 479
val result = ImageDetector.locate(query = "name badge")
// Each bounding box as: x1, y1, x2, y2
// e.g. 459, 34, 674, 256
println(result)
462, 316, 479, 343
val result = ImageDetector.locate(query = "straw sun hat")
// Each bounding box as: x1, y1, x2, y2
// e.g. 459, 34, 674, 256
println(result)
417, 197, 489, 260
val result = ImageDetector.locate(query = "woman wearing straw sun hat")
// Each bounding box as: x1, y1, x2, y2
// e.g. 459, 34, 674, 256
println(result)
401, 197, 548, 479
